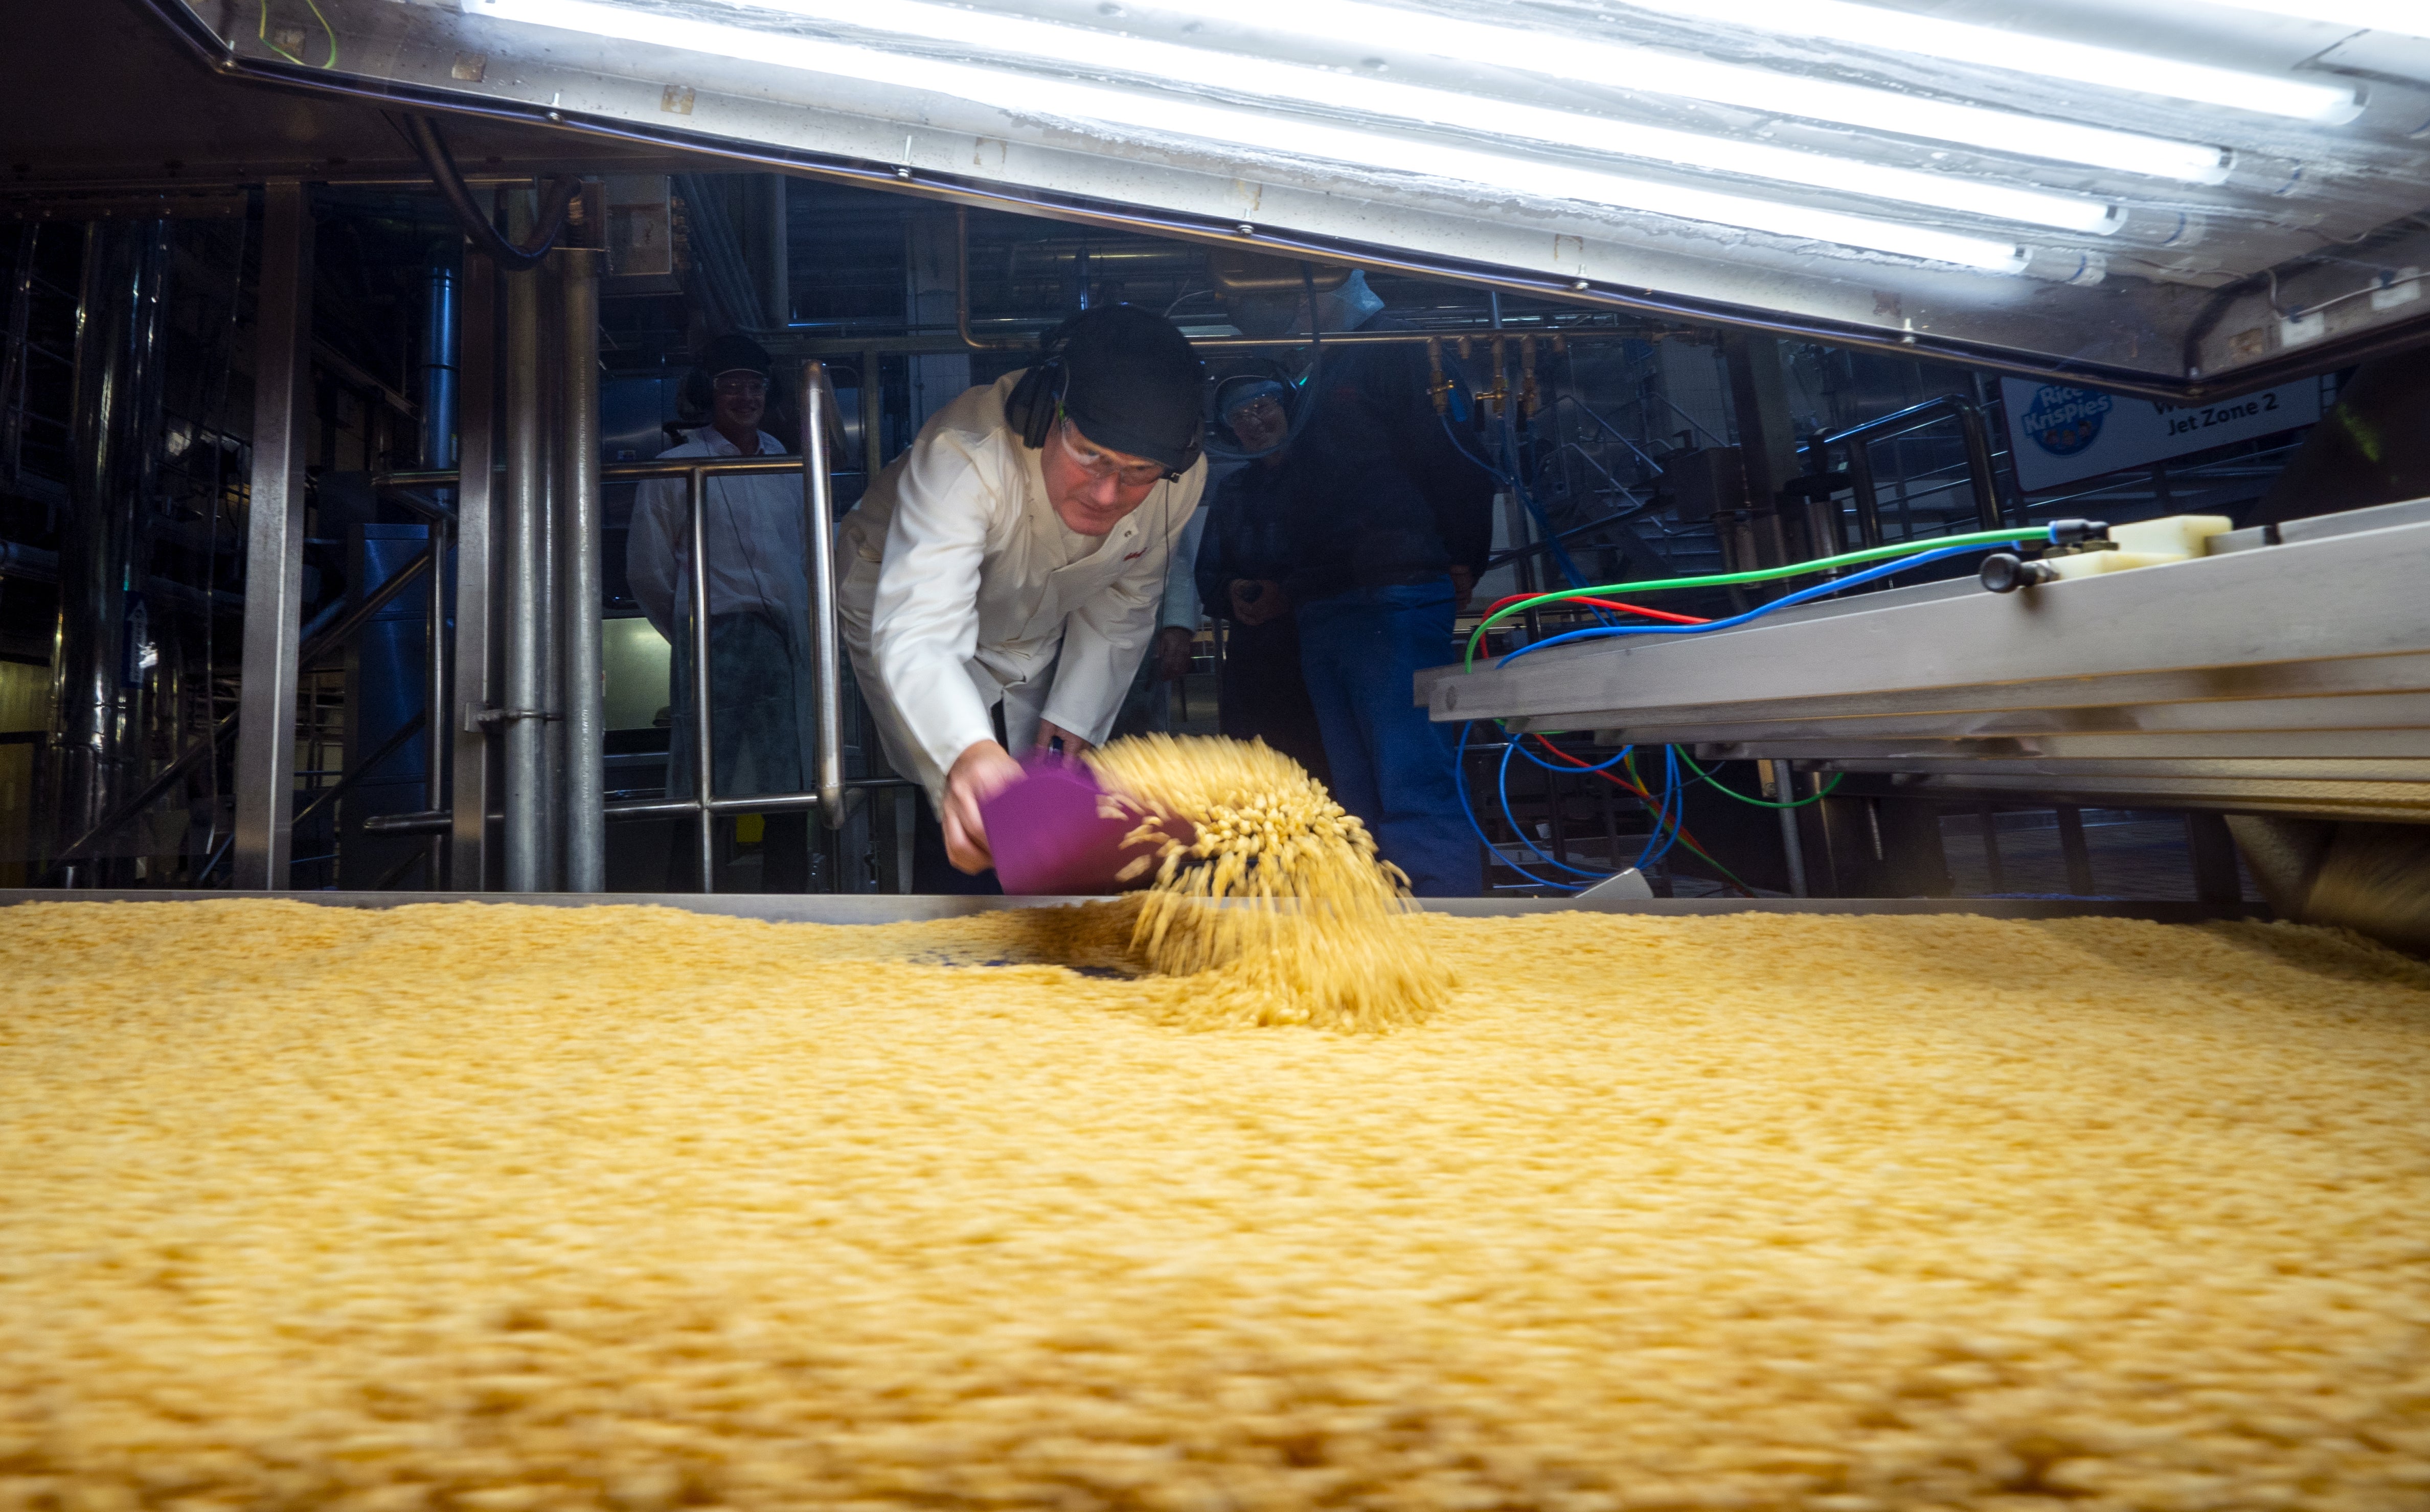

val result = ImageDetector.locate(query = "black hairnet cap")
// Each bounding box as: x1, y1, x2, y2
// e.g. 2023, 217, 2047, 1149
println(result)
1057, 305, 1205, 473
697, 332, 773, 382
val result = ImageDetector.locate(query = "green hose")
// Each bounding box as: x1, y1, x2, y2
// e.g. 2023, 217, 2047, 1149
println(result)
1675, 749, 1843, 810
1465, 526, 2042, 667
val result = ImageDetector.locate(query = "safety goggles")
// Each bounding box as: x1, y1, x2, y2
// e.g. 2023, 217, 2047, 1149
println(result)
1056, 413, 1173, 488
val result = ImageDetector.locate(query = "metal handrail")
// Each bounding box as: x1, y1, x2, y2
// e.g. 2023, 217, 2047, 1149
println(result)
373, 455, 812, 489
1803, 394, 2004, 548
375, 399, 860, 894
591, 362, 853, 893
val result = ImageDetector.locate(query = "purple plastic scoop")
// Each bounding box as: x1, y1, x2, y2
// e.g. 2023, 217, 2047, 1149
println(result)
979, 755, 1188, 895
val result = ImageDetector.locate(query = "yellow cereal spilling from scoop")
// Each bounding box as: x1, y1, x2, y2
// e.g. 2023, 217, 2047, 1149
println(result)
3, 898, 2429, 1512
1086, 733, 1455, 1032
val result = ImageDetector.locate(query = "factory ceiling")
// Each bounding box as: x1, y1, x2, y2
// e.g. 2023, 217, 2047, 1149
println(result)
25, 0, 2430, 398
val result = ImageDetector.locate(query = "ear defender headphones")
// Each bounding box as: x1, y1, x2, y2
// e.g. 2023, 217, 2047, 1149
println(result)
1007, 316, 1079, 451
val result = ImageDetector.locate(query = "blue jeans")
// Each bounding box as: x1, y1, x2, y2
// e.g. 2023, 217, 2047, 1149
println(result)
1296, 579, 1478, 897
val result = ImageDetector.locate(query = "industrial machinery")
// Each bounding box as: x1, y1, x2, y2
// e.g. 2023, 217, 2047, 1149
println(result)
3, 0, 2428, 948
1421, 499, 2430, 949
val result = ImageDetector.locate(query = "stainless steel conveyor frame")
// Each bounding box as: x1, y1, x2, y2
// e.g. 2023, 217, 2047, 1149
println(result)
1419, 498, 2430, 823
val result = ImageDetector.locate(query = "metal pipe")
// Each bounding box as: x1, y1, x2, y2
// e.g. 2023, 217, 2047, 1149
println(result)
501, 257, 545, 891
231, 181, 314, 890
560, 247, 606, 891
449, 253, 498, 889
955, 208, 1035, 351
537, 254, 564, 891
801, 361, 848, 829
859, 347, 883, 481
420, 253, 458, 889
403, 116, 577, 274
419, 256, 459, 471
686, 466, 717, 890
423, 514, 448, 887
56, 544, 436, 874
370, 774, 925, 836
380, 455, 855, 487
50, 216, 172, 885
1768, 760, 1809, 899
604, 783, 916, 822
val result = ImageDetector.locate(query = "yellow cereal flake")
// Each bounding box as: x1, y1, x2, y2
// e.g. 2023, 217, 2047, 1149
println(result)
2, 899, 2428, 1511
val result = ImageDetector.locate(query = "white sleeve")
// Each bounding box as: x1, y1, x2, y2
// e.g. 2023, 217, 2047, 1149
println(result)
1157, 506, 1207, 632
1043, 469, 1208, 745
870, 434, 1001, 777
626, 476, 683, 641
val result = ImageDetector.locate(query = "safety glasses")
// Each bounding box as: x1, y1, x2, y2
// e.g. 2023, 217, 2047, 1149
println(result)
1056, 414, 1172, 488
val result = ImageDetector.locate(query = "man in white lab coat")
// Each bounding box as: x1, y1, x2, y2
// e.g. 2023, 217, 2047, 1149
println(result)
838, 305, 1207, 879
626, 334, 815, 889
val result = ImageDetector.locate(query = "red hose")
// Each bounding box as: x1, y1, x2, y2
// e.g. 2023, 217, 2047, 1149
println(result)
1481, 593, 1710, 626
1528, 736, 1752, 898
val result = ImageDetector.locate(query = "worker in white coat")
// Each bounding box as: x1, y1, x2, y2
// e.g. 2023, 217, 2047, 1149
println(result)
627, 334, 815, 890
838, 305, 1207, 881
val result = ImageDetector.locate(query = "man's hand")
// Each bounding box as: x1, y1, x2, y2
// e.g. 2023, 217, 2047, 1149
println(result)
1153, 625, 1195, 682
942, 739, 1025, 875
1229, 578, 1289, 627
1448, 564, 1476, 614
1033, 718, 1093, 760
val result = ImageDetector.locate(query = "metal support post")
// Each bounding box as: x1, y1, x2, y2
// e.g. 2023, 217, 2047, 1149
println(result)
501, 260, 545, 891
424, 514, 448, 885
1844, 438, 1884, 548
686, 466, 717, 888
802, 361, 848, 828
2186, 811, 2243, 905
1768, 760, 1808, 898
1719, 330, 1796, 564
537, 255, 564, 892
560, 248, 605, 890
2056, 805, 2095, 896
859, 348, 883, 479
449, 254, 498, 888
231, 182, 314, 889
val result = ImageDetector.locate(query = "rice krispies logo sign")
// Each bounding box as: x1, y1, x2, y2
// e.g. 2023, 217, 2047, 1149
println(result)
1999, 377, 2323, 492
2017, 385, 2111, 457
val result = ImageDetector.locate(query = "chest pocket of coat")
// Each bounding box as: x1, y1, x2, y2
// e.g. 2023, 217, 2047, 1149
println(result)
1017, 553, 1123, 639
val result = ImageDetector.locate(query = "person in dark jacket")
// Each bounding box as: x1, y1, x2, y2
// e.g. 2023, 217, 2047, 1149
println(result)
1193, 377, 1331, 788
1236, 272, 1493, 896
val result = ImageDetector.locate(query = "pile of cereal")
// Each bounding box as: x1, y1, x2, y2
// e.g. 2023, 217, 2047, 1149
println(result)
1087, 734, 1453, 1032
3, 898, 2428, 1510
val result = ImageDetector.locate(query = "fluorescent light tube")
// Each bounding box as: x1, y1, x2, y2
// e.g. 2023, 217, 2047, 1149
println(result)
2185, 0, 2430, 39
462, 0, 2033, 271
1621, 0, 2366, 123
1138, 0, 2234, 183
724, 0, 2120, 234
